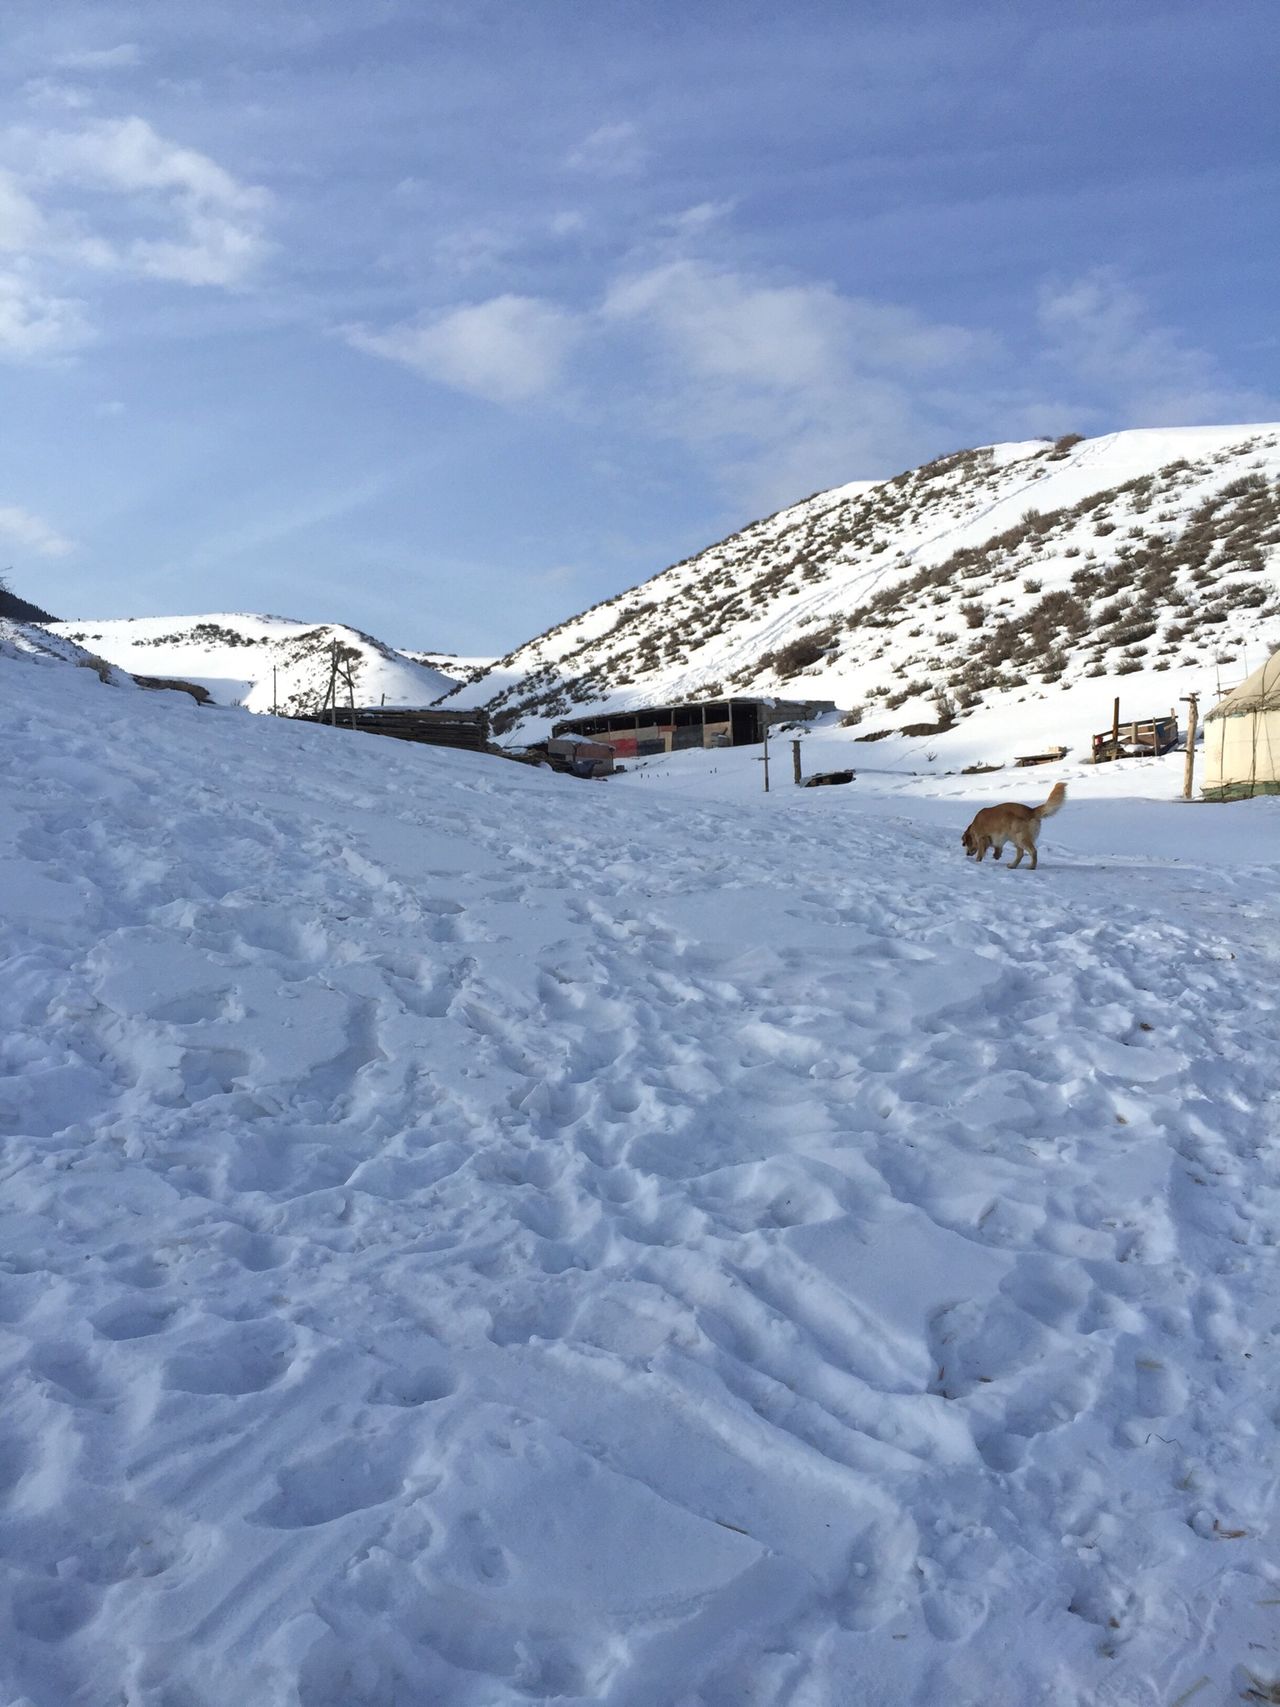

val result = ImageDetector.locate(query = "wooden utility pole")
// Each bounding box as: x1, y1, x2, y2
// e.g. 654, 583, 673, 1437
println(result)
328, 640, 339, 726
272, 666, 278, 716
1182, 693, 1199, 800
1111, 695, 1120, 758
760, 721, 770, 793
792, 738, 803, 786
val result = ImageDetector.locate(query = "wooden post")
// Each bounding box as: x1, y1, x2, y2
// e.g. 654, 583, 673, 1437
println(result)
272, 666, 278, 716
328, 640, 338, 726
1111, 696, 1120, 758
792, 738, 803, 786
1182, 693, 1199, 800
761, 721, 770, 793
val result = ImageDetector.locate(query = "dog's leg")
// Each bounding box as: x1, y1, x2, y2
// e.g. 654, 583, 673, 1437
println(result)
1009, 843, 1024, 868
1029, 842, 1038, 871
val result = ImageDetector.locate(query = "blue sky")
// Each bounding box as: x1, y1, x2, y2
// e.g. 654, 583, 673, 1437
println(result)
2, 0, 1277, 654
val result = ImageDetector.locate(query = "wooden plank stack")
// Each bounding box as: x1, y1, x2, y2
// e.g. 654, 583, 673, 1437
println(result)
292, 706, 490, 752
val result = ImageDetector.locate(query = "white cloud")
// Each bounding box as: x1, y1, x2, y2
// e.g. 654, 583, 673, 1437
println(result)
54, 44, 143, 71
565, 121, 646, 178
662, 201, 736, 236
37, 116, 257, 211
0, 117, 271, 357
0, 268, 92, 361
0, 171, 47, 252
604, 260, 979, 389
349, 294, 581, 404
0, 502, 75, 557
432, 223, 519, 277
597, 258, 986, 502
21, 79, 94, 111
31, 116, 270, 286
0, 116, 272, 292
1039, 268, 1271, 426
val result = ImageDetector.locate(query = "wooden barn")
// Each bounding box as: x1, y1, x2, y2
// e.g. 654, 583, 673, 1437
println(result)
553, 696, 835, 759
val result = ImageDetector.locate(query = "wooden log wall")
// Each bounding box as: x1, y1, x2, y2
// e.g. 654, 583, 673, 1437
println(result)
291, 707, 490, 752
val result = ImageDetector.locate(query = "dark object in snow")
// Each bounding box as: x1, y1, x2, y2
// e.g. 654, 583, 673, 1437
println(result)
1014, 745, 1068, 767
802, 769, 856, 787
133, 675, 213, 705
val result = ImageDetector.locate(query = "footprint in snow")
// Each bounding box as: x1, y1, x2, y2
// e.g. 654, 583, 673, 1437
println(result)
91, 1299, 176, 1341
250, 1437, 409, 1529
366, 1362, 456, 1407
161, 1319, 294, 1397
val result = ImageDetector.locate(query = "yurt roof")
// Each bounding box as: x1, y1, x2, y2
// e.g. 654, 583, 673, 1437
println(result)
1205, 647, 1280, 720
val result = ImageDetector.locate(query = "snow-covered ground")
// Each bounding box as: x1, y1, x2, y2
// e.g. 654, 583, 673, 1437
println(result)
3, 650, 1279, 1707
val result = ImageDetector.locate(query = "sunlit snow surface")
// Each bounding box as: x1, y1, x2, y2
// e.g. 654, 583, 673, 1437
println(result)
2, 653, 1278, 1707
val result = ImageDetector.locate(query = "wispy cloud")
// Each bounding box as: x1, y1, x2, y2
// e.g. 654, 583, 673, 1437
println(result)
53, 43, 143, 72
21, 79, 94, 112
599, 258, 986, 502
32, 116, 271, 286
662, 201, 736, 236
1039, 267, 1274, 426
565, 121, 646, 178
603, 260, 984, 393
0, 170, 47, 252
348, 294, 582, 405
0, 267, 92, 361
0, 501, 76, 557
181, 468, 403, 571
0, 114, 273, 360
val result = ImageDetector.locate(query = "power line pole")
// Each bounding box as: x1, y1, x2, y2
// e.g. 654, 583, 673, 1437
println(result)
1182, 693, 1199, 800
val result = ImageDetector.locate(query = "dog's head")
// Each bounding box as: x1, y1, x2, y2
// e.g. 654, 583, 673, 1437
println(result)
961, 825, 978, 857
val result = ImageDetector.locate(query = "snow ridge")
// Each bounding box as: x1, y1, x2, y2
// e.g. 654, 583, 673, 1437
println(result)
48, 612, 460, 714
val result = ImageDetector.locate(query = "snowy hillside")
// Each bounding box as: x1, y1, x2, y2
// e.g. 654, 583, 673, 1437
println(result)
462, 425, 1280, 758
49, 613, 460, 714
4, 640, 1280, 1706
0, 615, 133, 681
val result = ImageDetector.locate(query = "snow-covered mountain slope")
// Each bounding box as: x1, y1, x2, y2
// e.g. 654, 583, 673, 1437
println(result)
49, 612, 460, 714
4, 640, 1280, 1707
461, 425, 1280, 753
398, 647, 518, 708
0, 616, 133, 683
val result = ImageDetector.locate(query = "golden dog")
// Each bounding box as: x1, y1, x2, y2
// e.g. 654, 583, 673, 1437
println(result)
961, 781, 1066, 871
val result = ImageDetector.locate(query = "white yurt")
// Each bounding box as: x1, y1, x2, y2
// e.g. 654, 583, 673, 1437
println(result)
1202, 646, 1280, 800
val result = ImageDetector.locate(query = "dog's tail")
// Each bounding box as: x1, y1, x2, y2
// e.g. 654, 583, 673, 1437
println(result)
1035, 781, 1067, 819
